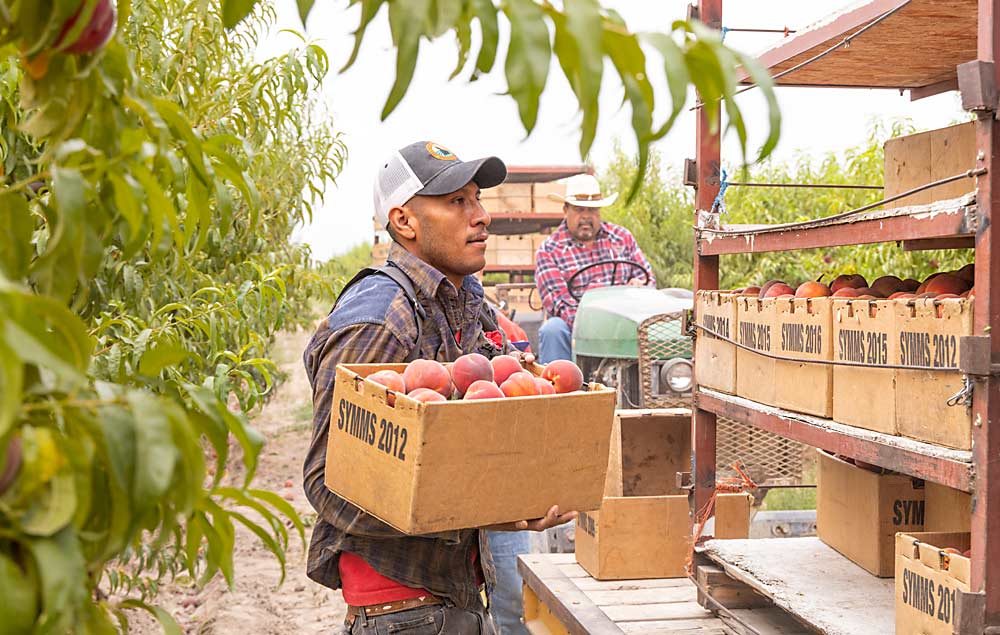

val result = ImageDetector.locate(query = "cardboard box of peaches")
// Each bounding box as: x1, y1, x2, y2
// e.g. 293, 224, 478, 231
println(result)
696, 264, 975, 450
325, 354, 617, 534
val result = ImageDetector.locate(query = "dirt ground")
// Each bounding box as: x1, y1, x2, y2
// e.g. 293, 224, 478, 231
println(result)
130, 327, 346, 635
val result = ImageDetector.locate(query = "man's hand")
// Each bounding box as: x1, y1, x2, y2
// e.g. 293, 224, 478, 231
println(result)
485, 505, 578, 532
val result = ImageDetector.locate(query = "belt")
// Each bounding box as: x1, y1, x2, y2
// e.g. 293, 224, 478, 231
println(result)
346, 595, 443, 625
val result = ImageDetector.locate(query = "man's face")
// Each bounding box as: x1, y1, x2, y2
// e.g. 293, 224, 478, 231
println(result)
406, 181, 491, 281
565, 203, 601, 243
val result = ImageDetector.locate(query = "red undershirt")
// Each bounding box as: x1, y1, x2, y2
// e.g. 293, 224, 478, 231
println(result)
340, 547, 483, 607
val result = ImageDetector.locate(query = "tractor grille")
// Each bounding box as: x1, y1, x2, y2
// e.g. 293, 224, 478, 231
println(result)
638, 312, 804, 484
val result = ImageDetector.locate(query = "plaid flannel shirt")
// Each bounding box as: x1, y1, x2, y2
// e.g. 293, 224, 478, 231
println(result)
535, 220, 656, 328
302, 243, 507, 610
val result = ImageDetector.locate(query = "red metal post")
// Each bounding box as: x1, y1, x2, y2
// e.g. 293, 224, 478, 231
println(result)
692, 0, 722, 533
971, 0, 1000, 629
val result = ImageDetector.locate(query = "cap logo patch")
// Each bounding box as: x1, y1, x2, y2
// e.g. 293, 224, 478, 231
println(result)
426, 142, 457, 161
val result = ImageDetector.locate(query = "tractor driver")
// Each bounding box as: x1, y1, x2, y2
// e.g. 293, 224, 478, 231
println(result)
534, 174, 657, 363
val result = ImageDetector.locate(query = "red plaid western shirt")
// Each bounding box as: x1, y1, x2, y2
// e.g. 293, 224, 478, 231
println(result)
535, 220, 656, 328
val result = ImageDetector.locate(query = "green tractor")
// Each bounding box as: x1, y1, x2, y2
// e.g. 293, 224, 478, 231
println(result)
572, 285, 693, 409
492, 258, 694, 409
565, 258, 694, 409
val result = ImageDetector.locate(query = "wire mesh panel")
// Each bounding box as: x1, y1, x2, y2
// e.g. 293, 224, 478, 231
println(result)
638, 312, 805, 484
638, 313, 692, 409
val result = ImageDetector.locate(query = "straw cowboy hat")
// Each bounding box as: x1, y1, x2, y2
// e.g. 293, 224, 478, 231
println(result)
547, 174, 619, 207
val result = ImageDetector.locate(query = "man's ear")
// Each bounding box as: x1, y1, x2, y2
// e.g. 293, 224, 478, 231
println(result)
388, 205, 417, 241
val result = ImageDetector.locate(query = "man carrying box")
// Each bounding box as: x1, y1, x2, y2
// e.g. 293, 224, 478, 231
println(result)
303, 141, 576, 635
535, 174, 656, 363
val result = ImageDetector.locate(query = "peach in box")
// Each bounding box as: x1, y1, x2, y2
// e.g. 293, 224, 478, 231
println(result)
541, 360, 584, 393
464, 380, 504, 400
403, 359, 452, 397
450, 353, 493, 396
407, 388, 448, 403
500, 371, 539, 397
534, 377, 556, 395
491, 355, 523, 385
326, 363, 617, 533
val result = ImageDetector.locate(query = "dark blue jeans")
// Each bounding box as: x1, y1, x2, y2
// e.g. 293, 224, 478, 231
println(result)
347, 603, 497, 635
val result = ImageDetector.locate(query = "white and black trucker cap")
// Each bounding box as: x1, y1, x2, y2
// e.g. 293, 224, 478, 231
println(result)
373, 141, 507, 228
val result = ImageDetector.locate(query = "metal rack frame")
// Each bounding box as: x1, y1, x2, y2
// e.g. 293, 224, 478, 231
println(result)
690, 1, 1000, 631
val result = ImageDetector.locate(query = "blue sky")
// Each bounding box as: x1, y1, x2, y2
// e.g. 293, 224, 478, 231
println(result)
256, 0, 965, 260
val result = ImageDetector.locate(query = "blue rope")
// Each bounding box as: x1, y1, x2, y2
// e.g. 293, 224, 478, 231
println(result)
710, 169, 729, 215
720, 26, 729, 42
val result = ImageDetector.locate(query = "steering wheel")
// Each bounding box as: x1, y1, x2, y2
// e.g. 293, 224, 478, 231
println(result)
566, 259, 650, 301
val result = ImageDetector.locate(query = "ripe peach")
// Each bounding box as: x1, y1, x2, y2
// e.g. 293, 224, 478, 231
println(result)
869, 275, 904, 298
500, 371, 540, 397
491, 355, 524, 385
934, 293, 961, 300
917, 292, 939, 299
924, 273, 970, 296
55, 0, 117, 55
758, 280, 785, 298
463, 380, 505, 400
794, 281, 832, 298
740, 286, 761, 296
407, 388, 448, 403
830, 274, 868, 293
963, 549, 972, 558
888, 292, 916, 300
541, 359, 585, 393
533, 377, 557, 395
900, 278, 921, 292
368, 369, 406, 405
916, 272, 944, 294
403, 359, 452, 397
367, 369, 406, 393
450, 353, 494, 396
857, 295, 878, 300
762, 283, 795, 298
957, 263, 975, 284
832, 288, 862, 298
943, 547, 963, 556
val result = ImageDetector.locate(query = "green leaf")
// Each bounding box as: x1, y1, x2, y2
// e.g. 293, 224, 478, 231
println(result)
450, 10, 473, 81
126, 392, 179, 511
132, 164, 182, 251
562, 0, 603, 156
735, 50, 781, 162
643, 32, 690, 141
119, 599, 184, 635
503, 0, 550, 133
297, 0, 315, 25
25, 530, 86, 634
341, 0, 387, 73
152, 97, 211, 186
139, 340, 192, 376
431, 0, 463, 37
228, 509, 287, 584
222, 0, 257, 28
248, 488, 306, 545
382, 0, 431, 120
0, 193, 34, 280
203, 499, 236, 587
109, 173, 143, 243
0, 552, 38, 632
471, 0, 499, 77
0, 335, 22, 440
18, 472, 77, 536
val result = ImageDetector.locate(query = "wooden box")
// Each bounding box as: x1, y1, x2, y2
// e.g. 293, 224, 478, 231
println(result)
694, 291, 738, 394
832, 298, 897, 434
884, 122, 976, 208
